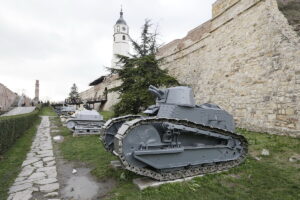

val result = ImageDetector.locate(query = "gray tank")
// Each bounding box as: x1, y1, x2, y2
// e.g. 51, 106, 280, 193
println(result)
60, 106, 76, 116
102, 85, 248, 181
67, 110, 105, 134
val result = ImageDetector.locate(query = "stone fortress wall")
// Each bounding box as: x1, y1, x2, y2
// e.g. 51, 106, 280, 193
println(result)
157, 0, 300, 136
0, 83, 32, 112
79, 74, 121, 111
0, 83, 17, 112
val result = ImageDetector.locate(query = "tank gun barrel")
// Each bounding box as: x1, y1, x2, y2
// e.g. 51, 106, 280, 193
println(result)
148, 85, 165, 100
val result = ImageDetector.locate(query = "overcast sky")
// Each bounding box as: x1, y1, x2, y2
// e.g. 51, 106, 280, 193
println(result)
0, 0, 215, 102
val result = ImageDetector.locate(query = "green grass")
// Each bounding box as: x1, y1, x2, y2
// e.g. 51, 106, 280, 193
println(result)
100, 111, 115, 121
39, 106, 57, 116
52, 113, 300, 200
0, 117, 41, 200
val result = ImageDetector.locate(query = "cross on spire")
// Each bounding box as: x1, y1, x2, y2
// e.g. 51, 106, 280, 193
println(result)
120, 5, 123, 17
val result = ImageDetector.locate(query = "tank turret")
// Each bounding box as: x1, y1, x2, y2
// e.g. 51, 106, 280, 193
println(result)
149, 85, 195, 107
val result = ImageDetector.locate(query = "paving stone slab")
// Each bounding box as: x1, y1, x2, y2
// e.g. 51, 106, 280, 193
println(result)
15, 177, 26, 183
40, 183, 60, 193
9, 183, 33, 194
38, 150, 53, 155
28, 172, 46, 180
36, 152, 54, 157
35, 178, 58, 185
44, 168, 57, 178
13, 177, 43, 186
45, 161, 56, 167
44, 192, 59, 198
43, 156, 55, 162
10, 189, 33, 200
33, 161, 44, 168
21, 157, 40, 167
37, 166, 56, 172
19, 166, 35, 177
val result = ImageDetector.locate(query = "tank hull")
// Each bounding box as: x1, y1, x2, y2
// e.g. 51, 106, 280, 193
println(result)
66, 110, 105, 134
114, 117, 248, 181
67, 119, 105, 134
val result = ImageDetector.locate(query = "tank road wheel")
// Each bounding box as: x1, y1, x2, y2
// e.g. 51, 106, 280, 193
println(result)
119, 124, 162, 168
101, 115, 141, 152
66, 120, 76, 130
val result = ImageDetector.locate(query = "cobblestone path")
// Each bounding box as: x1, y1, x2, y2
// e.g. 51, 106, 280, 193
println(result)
8, 116, 60, 200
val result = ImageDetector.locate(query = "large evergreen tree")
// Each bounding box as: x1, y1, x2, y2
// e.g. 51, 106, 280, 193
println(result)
109, 20, 179, 116
68, 83, 80, 102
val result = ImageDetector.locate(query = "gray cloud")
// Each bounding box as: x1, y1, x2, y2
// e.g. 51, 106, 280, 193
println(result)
0, 0, 215, 101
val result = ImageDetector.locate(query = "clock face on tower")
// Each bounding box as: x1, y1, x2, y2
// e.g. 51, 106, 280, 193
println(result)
122, 27, 126, 31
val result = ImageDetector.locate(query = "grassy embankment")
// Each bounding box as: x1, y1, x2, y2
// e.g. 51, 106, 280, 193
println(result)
100, 110, 115, 120
0, 106, 54, 200
50, 108, 300, 200
39, 106, 57, 116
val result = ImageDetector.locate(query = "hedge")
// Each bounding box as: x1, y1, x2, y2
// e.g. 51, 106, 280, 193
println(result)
0, 110, 39, 155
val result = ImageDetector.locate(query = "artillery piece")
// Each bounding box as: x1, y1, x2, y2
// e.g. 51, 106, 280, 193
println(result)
66, 109, 105, 134
101, 85, 248, 181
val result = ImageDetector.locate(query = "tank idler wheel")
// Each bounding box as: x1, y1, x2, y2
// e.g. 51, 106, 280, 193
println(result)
67, 121, 76, 130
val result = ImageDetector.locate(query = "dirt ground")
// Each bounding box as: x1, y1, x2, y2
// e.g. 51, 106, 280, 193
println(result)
50, 118, 116, 200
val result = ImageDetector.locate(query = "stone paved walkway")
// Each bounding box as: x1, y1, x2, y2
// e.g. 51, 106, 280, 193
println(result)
2, 107, 36, 116
8, 116, 60, 200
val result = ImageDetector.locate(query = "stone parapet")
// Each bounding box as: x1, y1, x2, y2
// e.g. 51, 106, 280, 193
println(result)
212, 0, 240, 18
79, 74, 121, 111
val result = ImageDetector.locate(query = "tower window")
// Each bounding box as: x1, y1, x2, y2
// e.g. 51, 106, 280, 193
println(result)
122, 35, 126, 40
117, 26, 120, 32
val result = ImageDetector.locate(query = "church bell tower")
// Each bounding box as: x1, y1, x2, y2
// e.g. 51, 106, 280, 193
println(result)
111, 8, 130, 69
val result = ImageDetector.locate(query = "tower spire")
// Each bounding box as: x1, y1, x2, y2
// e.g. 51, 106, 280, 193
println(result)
115, 5, 127, 25
120, 5, 123, 17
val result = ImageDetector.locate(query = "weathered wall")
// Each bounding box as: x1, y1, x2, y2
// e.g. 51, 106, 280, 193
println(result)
0, 83, 17, 112
277, 0, 300, 36
157, 0, 300, 136
79, 74, 121, 111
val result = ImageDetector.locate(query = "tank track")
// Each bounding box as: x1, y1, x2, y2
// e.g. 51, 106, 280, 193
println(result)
114, 117, 248, 181
101, 115, 141, 150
